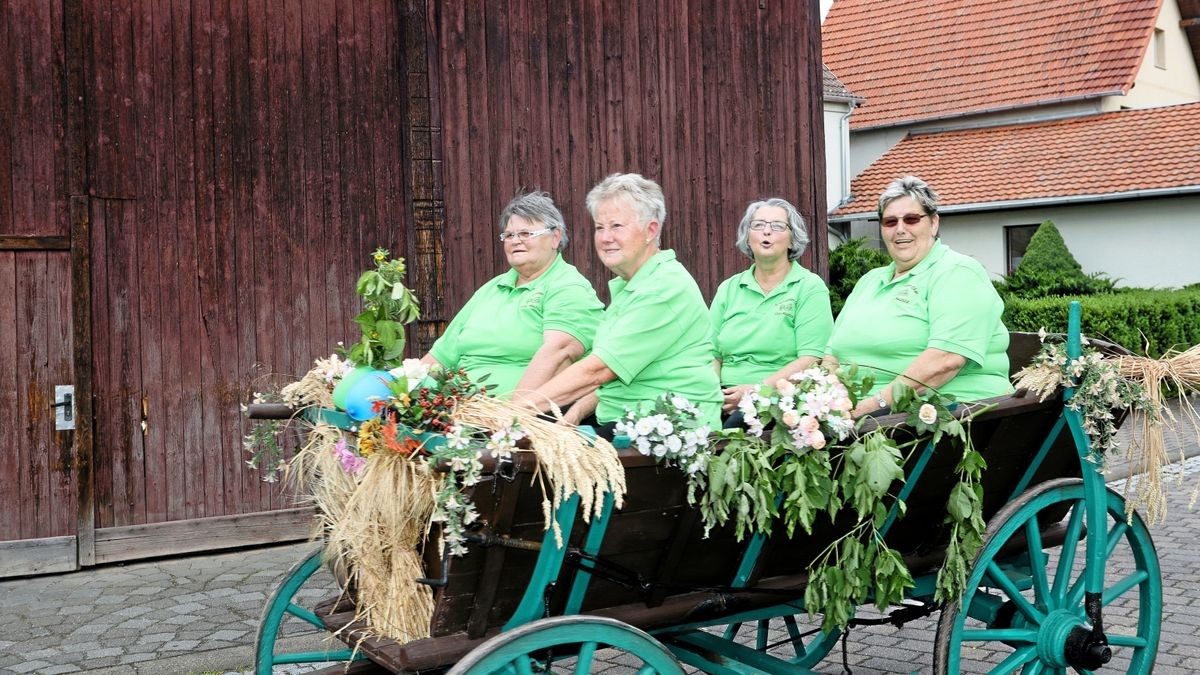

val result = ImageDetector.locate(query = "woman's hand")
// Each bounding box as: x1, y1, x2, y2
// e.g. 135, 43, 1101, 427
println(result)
721, 384, 756, 413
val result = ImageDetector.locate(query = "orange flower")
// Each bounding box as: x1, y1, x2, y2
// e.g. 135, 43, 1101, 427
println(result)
381, 418, 422, 456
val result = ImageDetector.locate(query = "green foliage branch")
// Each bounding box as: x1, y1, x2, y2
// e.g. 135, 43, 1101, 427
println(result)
345, 248, 421, 369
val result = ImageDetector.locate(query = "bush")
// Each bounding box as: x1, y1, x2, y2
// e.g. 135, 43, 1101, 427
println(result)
999, 220, 1116, 299
1004, 289, 1200, 357
829, 237, 889, 315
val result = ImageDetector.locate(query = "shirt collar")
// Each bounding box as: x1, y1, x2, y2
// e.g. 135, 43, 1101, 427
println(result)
739, 261, 804, 295
499, 253, 563, 290
609, 249, 675, 297
881, 240, 947, 286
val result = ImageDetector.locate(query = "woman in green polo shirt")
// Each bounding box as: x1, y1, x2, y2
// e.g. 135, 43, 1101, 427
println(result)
518, 173, 723, 435
824, 176, 1012, 416
710, 198, 834, 414
421, 191, 603, 396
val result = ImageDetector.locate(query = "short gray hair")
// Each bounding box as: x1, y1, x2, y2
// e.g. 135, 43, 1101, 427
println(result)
877, 175, 940, 219
585, 173, 667, 230
499, 191, 568, 251
735, 198, 809, 262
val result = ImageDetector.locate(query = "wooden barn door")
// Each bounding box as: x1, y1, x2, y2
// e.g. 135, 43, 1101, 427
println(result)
0, 0, 93, 576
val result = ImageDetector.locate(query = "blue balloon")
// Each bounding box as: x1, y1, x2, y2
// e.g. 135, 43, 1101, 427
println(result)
343, 370, 396, 421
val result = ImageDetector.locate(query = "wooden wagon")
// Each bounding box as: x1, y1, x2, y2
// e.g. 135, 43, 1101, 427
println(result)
250, 305, 1160, 673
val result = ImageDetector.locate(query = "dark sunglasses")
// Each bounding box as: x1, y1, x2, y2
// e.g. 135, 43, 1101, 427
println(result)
881, 213, 928, 228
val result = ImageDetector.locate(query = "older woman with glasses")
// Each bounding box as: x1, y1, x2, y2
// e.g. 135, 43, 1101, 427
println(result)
517, 173, 723, 435
823, 176, 1011, 417
710, 198, 834, 414
421, 191, 603, 396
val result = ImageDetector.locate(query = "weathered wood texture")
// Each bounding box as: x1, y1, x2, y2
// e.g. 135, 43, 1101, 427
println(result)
0, 251, 77, 542
422, 0, 828, 316
80, 0, 408, 528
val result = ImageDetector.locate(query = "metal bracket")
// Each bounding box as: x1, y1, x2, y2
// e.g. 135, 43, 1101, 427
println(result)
53, 385, 75, 431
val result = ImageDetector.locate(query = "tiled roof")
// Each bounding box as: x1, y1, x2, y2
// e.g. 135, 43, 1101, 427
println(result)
822, 65, 859, 102
822, 0, 1161, 129
831, 103, 1200, 217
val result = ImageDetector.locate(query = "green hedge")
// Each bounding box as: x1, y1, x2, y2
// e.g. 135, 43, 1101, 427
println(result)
1004, 289, 1200, 357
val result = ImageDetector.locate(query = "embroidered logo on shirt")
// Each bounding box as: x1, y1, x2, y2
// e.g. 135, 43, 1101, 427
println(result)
520, 289, 544, 310
775, 299, 796, 317
895, 284, 919, 305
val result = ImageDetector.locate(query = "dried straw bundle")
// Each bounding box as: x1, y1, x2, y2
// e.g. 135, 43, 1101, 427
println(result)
280, 366, 336, 409
326, 451, 437, 643
1118, 344, 1200, 523
284, 423, 359, 540
452, 396, 627, 546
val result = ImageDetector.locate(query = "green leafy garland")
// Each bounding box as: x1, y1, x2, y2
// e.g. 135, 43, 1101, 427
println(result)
346, 248, 421, 370
685, 374, 987, 631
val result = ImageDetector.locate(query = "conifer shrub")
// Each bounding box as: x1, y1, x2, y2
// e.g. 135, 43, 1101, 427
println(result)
1000, 220, 1115, 299
828, 237, 890, 315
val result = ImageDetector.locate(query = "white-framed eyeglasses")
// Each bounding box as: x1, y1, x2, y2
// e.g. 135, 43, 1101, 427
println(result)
749, 220, 788, 233
499, 227, 553, 242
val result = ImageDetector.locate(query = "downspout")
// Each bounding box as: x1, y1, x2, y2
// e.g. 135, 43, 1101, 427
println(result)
828, 101, 858, 244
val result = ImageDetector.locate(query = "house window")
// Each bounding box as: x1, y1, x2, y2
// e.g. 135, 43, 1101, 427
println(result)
1154, 28, 1166, 69
1005, 224, 1040, 275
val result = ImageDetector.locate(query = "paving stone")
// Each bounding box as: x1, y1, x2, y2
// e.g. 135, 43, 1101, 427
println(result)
113, 606, 153, 618
42, 665, 82, 674
119, 653, 156, 664
8, 661, 51, 674
84, 647, 122, 659
57, 606, 94, 616
161, 639, 201, 651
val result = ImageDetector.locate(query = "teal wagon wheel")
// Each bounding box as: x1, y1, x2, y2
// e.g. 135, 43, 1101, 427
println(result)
255, 545, 363, 674
447, 615, 685, 675
933, 478, 1161, 674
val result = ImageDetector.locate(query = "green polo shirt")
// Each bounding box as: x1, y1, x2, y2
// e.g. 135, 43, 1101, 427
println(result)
429, 254, 603, 395
592, 250, 723, 426
826, 241, 1012, 402
710, 262, 834, 386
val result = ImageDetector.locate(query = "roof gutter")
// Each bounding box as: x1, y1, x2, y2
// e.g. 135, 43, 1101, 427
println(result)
852, 90, 1127, 132
829, 185, 1200, 222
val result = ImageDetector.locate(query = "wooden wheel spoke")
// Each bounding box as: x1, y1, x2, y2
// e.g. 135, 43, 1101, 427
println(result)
962, 628, 1038, 643
1051, 499, 1086, 602
986, 645, 1036, 674
1105, 521, 1129, 558
575, 641, 598, 674
1102, 570, 1148, 606
513, 654, 535, 675
1024, 517, 1050, 608
986, 561, 1045, 623
1106, 633, 1149, 648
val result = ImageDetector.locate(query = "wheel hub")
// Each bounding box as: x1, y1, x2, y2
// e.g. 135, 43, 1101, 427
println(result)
1035, 609, 1084, 668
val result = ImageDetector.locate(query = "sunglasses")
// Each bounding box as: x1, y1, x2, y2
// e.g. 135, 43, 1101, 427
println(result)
880, 213, 929, 228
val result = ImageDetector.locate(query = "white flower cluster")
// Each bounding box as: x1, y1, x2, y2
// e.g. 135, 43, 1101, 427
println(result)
615, 395, 712, 474
388, 357, 432, 392
431, 422, 488, 557
485, 420, 526, 460
739, 368, 855, 451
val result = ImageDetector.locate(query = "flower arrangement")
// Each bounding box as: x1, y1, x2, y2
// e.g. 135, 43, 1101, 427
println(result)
614, 393, 712, 474
684, 366, 987, 631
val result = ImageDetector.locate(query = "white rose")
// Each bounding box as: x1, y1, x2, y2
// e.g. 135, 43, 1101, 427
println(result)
656, 418, 674, 436
652, 443, 668, 457
919, 403, 938, 425
666, 435, 683, 453
635, 437, 652, 456
635, 417, 657, 436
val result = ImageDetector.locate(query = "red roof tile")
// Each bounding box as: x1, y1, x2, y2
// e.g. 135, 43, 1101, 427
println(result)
831, 103, 1200, 216
822, 0, 1162, 129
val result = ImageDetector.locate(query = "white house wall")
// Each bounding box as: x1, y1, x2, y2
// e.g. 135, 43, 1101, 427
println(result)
936, 196, 1200, 288
824, 102, 853, 210
1106, 0, 1200, 110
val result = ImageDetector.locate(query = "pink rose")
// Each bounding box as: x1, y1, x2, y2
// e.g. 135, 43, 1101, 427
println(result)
808, 430, 826, 450
781, 410, 801, 427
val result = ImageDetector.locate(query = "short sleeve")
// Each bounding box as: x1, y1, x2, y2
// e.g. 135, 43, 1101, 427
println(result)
792, 277, 835, 358
926, 262, 1002, 365
428, 291, 481, 368
709, 279, 731, 359
540, 282, 604, 351
593, 290, 693, 384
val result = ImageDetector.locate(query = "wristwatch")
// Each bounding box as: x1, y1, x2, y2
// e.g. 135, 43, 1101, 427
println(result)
875, 392, 889, 412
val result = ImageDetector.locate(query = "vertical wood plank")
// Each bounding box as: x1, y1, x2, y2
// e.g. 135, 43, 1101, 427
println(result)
0, 3, 14, 233
70, 195, 95, 563
46, 251, 75, 537
0, 252, 18, 539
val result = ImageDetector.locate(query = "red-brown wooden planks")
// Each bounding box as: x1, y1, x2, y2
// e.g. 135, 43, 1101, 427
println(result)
0, 253, 19, 539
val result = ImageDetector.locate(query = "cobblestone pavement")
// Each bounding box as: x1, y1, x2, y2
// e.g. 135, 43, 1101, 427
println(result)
2, 421, 1198, 674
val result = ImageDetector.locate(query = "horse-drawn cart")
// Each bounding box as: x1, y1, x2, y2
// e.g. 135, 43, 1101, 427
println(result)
249, 306, 1160, 673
